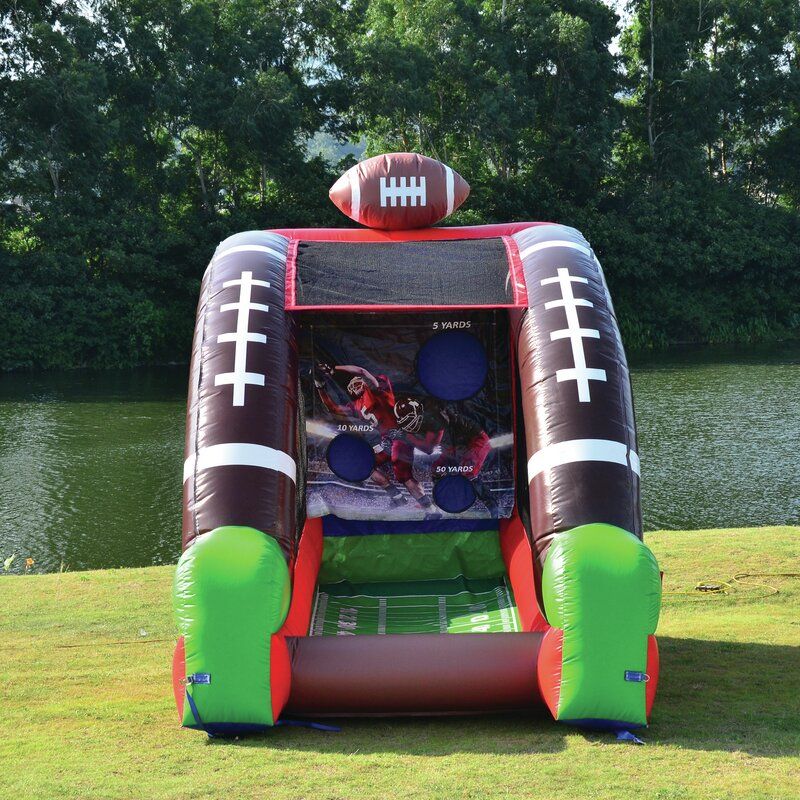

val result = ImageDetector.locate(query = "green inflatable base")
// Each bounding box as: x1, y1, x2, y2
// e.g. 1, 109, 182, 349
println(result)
542, 523, 661, 727
173, 526, 290, 728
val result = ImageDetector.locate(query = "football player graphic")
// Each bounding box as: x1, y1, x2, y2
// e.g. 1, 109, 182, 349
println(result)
393, 396, 497, 515
314, 362, 407, 507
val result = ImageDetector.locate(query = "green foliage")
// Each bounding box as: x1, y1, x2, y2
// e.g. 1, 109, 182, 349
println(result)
0, 0, 343, 369
586, 178, 800, 348
1, 0, 798, 369
340, 0, 619, 202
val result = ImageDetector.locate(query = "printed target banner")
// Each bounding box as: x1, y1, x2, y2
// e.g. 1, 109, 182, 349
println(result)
298, 310, 514, 520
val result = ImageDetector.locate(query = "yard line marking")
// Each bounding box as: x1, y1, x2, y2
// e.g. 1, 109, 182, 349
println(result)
310, 592, 328, 636
438, 596, 448, 632
377, 598, 387, 635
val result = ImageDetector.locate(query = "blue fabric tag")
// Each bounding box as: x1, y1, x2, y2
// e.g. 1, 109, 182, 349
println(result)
188, 672, 211, 684
617, 730, 645, 745
624, 670, 647, 682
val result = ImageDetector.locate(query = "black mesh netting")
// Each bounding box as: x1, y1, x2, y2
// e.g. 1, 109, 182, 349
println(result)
294, 239, 513, 307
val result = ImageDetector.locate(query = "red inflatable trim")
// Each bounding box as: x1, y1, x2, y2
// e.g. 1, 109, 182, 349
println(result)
268, 221, 547, 243
499, 331, 546, 632
646, 634, 660, 718
271, 518, 312, 722
280, 517, 323, 637
502, 235, 528, 306
285, 237, 300, 309
172, 636, 185, 721
270, 634, 292, 722
500, 514, 548, 632
289, 301, 523, 312
537, 627, 564, 720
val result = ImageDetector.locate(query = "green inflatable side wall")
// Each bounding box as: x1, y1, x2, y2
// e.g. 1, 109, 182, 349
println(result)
542, 523, 661, 726
173, 526, 290, 728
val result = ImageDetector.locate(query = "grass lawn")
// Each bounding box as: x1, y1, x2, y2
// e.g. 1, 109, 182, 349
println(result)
1, 526, 798, 800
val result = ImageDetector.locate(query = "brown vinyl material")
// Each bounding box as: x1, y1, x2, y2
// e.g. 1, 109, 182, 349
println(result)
285, 633, 543, 715
511, 224, 641, 571
182, 231, 298, 557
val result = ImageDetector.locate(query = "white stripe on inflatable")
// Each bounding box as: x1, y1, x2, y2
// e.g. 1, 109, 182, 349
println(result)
541, 268, 607, 402
351, 172, 361, 219
214, 244, 286, 263
215, 271, 270, 406
519, 239, 592, 262
527, 438, 640, 482
444, 165, 455, 216
184, 443, 297, 484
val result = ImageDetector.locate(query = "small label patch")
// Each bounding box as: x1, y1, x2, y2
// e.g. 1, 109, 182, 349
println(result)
624, 670, 648, 682
188, 673, 211, 685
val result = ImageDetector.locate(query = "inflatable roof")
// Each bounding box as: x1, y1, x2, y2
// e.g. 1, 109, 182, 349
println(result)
173, 153, 662, 737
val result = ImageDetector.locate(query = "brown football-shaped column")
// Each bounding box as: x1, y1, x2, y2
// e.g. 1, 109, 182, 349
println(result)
510, 224, 641, 589
182, 231, 299, 558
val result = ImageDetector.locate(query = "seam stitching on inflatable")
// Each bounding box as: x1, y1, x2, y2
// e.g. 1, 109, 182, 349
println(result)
502, 235, 528, 305
285, 238, 300, 308
191, 259, 215, 542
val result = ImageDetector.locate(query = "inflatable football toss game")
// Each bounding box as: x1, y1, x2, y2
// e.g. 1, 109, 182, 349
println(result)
173, 153, 662, 737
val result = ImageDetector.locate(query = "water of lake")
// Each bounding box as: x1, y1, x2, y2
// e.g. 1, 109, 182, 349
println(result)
1, 344, 798, 572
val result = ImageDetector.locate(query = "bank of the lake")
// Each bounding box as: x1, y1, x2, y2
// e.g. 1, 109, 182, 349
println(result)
1, 526, 797, 800
1, 343, 799, 572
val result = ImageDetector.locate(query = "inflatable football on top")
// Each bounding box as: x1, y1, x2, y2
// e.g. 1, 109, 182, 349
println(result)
172, 152, 662, 736
329, 152, 471, 229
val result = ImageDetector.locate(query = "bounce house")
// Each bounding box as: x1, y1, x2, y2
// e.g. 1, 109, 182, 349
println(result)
173, 153, 662, 737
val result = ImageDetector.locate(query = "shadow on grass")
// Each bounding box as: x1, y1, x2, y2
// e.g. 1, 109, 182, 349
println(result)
217, 708, 568, 755
644, 635, 800, 758
212, 636, 799, 758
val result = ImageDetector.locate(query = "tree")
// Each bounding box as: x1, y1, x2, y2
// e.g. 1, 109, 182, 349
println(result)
620, 0, 800, 201
1, 0, 798, 369
0, 0, 345, 369
338, 0, 620, 205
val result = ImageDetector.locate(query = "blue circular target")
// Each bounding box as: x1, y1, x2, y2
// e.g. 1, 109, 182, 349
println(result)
433, 474, 476, 514
326, 434, 375, 482
417, 331, 488, 401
